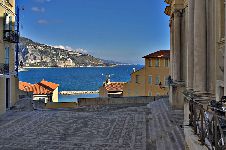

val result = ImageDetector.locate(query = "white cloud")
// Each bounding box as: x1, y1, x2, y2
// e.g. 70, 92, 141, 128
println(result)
76, 48, 88, 54
37, 19, 49, 24
32, 7, 45, 13
52, 45, 88, 53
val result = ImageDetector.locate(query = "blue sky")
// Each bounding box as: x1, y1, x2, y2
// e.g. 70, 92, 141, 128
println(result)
18, 0, 170, 64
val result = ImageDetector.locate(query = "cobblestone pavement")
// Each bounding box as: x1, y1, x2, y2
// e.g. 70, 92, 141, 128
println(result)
0, 98, 185, 150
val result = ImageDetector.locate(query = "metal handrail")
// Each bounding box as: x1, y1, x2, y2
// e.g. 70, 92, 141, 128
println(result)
187, 96, 226, 150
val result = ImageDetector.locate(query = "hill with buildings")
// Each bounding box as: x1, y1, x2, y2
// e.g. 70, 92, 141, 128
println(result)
19, 37, 116, 67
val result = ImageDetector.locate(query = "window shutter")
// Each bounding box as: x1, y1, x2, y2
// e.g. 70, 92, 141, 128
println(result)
9, 16, 12, 30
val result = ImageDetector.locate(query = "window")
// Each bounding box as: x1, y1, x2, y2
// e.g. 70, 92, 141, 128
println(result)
9, 16, 12, 30
149, 91, 152, 96
164, 76, 168, 86
135, 75, 139, 83
155, 58, 160, 67
155, 75, 160, 85
128, 89, 131, 96
5, 47, 10, 65
148, 75, 152, 84
4, 14, 10, 30
165, 59, 169, 67
135, 89, 139, 96
149, 59, 152, 67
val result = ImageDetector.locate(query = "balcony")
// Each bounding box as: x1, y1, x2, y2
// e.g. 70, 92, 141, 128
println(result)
3, 30, 19, 43
0, 63, 9, 75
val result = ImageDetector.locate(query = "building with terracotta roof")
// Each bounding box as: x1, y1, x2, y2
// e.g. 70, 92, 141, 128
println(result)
19, 79, 59, 103
123, 50, 170, 97
99, 79, 125, 98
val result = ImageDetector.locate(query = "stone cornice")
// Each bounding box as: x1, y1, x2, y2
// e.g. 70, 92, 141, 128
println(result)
164, 0, 172, 5
184, 0, 188, 7
164, 6, 171, 16
0, 2, 15, 15
174, 9, 183, 17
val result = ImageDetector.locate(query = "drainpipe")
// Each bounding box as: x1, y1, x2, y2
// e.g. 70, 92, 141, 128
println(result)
15, 5, 19, 77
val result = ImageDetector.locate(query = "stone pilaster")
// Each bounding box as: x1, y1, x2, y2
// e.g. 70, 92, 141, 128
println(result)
170, 18, 174, 78
187, 0, 194, 89
207, 0, 216, 93
194, 0, 207, 92
173, 10, 182, 81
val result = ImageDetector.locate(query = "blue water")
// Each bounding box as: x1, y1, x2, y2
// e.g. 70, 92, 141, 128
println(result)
58, 94, 99, 102
19, 65, 143, 102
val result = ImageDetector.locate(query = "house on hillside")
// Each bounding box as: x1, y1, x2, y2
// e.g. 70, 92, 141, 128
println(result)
19, 79, 59, 103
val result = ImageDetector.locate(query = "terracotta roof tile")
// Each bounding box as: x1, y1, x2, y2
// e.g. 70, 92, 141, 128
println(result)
40, 79, 59, 90
19, 82, 33, 92
19, 80, 59, 95
105, 82, 125, 92
143, 50, 170, 59
32, 83, 53, 95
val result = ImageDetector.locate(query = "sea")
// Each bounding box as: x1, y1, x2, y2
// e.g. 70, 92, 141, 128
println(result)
19, 65, 143, 102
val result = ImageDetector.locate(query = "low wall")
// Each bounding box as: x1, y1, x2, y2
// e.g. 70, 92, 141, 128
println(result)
78, 96, 167, 106
19, 90, 33, 100
46, 102, 78, 109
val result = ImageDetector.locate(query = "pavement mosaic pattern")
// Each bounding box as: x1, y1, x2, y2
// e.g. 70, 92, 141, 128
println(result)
0, 98, 185, 150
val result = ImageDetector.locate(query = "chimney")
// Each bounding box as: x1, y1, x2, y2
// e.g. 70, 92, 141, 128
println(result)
133, 68, 136, 72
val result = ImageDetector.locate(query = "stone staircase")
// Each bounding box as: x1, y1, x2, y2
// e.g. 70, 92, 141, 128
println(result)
146, 98, 185, 150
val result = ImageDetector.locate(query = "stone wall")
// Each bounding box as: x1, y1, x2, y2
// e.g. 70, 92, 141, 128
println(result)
46, 102, 78, 109
19, 90, 33, 100
78, 96, 167, 106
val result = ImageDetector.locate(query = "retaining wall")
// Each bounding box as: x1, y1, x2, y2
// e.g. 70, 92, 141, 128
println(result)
46, 102, 78, 109
78, 96, 168, 106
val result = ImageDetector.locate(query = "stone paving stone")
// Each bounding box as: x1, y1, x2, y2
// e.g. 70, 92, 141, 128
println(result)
0, 98, 185, 150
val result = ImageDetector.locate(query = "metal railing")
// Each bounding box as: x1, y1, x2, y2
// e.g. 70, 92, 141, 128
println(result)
186, 92, 226, 150
3, 30, 19, 43
0, 63, 9, 75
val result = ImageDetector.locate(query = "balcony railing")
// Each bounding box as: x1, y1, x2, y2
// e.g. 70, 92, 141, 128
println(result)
0, 63, 9, 75
3, 30, 19, 43
185, 91, 226, 150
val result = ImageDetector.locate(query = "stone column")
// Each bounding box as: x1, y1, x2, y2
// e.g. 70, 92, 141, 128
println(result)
194, 0, 207, 92
170, 18, 174, 78
187, 0, 194, 89
206, 0, 215, 93
173, 10, 181, 81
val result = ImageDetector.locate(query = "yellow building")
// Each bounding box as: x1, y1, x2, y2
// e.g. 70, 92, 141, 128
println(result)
0, 0, 19, 114
123, 50, 170, 97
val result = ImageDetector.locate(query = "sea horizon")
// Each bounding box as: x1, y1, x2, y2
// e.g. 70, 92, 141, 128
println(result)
19, 65, 143, 102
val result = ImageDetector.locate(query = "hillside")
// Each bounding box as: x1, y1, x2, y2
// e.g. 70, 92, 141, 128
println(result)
19, 37, 116, 67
